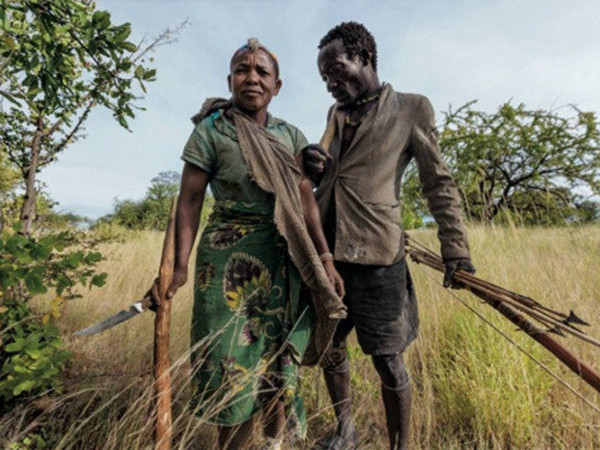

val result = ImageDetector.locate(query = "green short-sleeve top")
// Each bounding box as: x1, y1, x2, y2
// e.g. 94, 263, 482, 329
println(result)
181, 109, 308, 205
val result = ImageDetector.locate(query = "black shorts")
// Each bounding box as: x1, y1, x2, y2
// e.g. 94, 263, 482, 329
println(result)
323, 257, 419, 363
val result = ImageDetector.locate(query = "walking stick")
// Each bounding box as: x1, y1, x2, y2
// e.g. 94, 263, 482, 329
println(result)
320, 114, 336, 150
153, 198, 176, 450
74, 199, 177, 447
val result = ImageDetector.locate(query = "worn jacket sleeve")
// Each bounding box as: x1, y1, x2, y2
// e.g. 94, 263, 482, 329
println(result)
409, 96, 470, 259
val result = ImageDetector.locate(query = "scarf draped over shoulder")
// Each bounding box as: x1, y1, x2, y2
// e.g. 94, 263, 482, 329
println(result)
191, 98, 341, 365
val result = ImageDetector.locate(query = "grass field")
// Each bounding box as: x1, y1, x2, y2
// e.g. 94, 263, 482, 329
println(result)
3, 225, 600, 449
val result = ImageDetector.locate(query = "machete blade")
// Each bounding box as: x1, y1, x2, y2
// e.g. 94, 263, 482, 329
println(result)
74, 301, 148, 336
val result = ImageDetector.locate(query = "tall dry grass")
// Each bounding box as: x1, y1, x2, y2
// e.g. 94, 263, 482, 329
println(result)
2, 225, 600, 449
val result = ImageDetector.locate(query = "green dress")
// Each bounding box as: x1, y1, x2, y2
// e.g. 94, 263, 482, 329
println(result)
181, 109, 313, 432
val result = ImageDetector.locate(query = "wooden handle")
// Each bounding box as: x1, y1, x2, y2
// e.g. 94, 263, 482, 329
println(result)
319, 115, 337, 152
153, 198, 176, 450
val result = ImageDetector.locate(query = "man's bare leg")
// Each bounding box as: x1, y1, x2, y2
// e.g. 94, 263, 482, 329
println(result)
322, 358, 357, 442
372, 353, 411, 450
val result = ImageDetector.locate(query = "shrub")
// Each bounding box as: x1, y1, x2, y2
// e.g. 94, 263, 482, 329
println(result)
0, 228, 107, 412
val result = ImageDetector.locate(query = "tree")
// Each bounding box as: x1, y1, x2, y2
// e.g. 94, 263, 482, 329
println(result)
0, 1, 185, 413
102, 171, 182, 230
402, 101, 600, 225
96, 171, 221, 233
0, 152, 20, 232
0, 0, 176, 235
146, 171, 181, 225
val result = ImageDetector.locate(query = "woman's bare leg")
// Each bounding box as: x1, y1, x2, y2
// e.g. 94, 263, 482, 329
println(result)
262, 395, 286, 440
218, 419, 254, 450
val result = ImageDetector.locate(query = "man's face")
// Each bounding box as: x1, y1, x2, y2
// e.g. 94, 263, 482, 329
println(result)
228, 49, 282, 115
318, 38, 370, 107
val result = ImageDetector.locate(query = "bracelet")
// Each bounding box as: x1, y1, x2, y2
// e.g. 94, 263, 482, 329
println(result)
319, 252, 334, 263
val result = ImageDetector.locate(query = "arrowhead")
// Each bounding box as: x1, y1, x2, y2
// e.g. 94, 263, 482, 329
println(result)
565, 310, 590, 326
547, 326, 566, 337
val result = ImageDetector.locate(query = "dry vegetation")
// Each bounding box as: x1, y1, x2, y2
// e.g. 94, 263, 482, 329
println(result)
3, 225, 600, 449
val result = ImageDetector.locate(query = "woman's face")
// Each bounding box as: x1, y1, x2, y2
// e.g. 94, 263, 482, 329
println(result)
228, 49, 281, 117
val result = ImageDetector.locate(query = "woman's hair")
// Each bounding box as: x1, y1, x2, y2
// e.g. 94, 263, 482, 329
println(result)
230, 38, 280, 78
318, 21, 378, 72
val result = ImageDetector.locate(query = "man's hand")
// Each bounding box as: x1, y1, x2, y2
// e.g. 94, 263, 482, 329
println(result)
443, 258, 475, 289
302, 144, 332, 184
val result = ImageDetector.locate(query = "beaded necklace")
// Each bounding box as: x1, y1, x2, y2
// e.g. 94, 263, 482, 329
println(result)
354, 92, 381, 106
344, 92, 381, 127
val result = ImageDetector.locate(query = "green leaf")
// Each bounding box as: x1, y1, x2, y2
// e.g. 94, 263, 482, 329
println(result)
90, 272, 107, 288
26, 88, 42, 99
0, 90, 22, 106
134, 65, 144, 78
24, 273, 46, 295
92, 11, 110, 30
113, 24, 131, 42
85, 252, 102, 264
117, 115, 129, 129
3, 34, 16, 50
13, 379, 37, 396
55, 274, 72, 295
5, 340, 24, 353
63, 252, 83, 269
25, 348, 42, 359
121, 41, 137, 52
143, 68, 156, 81
13, 365, 28, 374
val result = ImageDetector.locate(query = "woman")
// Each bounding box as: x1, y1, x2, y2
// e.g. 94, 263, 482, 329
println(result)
163, 38, 345, 449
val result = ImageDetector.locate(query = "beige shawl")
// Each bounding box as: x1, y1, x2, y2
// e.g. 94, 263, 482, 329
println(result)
192, 98, 341, 365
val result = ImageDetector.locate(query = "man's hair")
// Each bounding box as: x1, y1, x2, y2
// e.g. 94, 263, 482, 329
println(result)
318, 21, 378, 72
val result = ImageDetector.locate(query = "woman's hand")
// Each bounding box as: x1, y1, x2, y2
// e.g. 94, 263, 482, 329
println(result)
143, 278, 161, 312
143, 268, 188, 311
323, 259, 345, 299
166, 268, 188, 299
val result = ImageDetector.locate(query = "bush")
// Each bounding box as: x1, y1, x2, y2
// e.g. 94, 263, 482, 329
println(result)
0, 227, 107, 412
0, 298, 69, 411
90, 222, 139, 243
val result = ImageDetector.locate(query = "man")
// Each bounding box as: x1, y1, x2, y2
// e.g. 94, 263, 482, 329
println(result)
304, 22, 475, 450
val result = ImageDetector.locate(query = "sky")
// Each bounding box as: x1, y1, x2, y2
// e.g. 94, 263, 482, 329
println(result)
38, 0, 600, 219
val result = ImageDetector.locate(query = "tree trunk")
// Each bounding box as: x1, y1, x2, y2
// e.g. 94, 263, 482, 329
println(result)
19, 116, 44, 236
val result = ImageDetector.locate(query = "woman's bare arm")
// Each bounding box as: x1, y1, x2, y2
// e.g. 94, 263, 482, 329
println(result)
166, 162, 210, 298
295, 153, 345, 298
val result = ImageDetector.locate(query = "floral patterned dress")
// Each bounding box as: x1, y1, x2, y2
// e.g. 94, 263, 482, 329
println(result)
181, 109, 312, 432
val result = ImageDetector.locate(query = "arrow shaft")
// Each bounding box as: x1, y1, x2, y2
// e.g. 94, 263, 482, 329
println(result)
406, 237, 600, 395
471, 285, 600, 394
